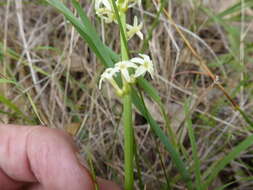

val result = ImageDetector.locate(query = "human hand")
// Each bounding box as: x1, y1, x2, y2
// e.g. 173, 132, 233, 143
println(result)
0, 125, 121, 190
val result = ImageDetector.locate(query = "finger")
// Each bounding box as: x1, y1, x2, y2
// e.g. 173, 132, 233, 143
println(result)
0, 167, 25, 190
0, 125, 38, 186
97, 177, 121, 190
0, 125, 95, 190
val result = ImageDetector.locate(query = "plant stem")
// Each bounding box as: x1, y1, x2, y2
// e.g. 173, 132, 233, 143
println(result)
119, 10, 134, 190
120, 13, 129, 60
110, 1, 134, 187
123, 92, 134, 190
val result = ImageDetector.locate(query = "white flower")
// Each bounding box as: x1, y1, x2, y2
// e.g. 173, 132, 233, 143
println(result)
95, 0, 111, 10
115, 60, 138, 82
95, 0, 115, 23
131, 54, 154, 78
128, 0, 141, 8
99, 67, 120, 90
95, 0, 142, 23
121, 0, 141, 9
126, 16, 143, 40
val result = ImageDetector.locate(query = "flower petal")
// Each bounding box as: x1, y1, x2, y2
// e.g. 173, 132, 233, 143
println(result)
139, 53, 150, 61
134, 66, 146, 78
98, 67, 120, 89
115, 61, 137, 69
126, 61, 138, 68
133, 16, 138, 26
103, 0, 111, 10
99, 77, 104, 89
95, 0, 102, 9
122, 69, 131, 82
136, 31, 143, 40
130, 57, 144, 64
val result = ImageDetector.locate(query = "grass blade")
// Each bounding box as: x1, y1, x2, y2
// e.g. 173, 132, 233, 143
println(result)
137, 77, 162, 105
131, 89, 193, 190
0, 78, 17, 85
0, 93, 27, 120
236, 107, 253, 127
46, 0, 113, 67
184, 100, 202, 190
213, 177, 253, 190
110, 0, 130, 58
203, 135, 253, 188
71, 0, 120, 63
217, 0, 253, 19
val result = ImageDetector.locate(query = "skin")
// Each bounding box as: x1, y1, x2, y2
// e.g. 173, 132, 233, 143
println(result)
0, 125, 121, 190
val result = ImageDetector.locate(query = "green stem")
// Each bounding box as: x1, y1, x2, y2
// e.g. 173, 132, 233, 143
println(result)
120, 13, 129, 60
113, 3, 134, 188
123, 92, 134, 190
111, 0, 129, 60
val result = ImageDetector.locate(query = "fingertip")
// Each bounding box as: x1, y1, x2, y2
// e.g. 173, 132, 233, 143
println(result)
27, 127, 95, 190
0, 125, 120, 190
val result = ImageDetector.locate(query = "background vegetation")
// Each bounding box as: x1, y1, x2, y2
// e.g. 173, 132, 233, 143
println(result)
0, 0, 253, 189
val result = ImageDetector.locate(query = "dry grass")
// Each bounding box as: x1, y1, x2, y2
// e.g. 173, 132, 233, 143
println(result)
0, 0, 253, 189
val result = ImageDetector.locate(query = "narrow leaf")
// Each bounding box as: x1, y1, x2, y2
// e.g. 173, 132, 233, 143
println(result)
204, 135, 253, 188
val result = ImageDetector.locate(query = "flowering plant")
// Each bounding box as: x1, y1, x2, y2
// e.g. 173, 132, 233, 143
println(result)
41, 1, 253, 190
95, 1, 154, 188
46, 0, 194, 190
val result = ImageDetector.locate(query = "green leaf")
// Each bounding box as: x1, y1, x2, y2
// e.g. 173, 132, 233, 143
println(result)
213, 177, 253, 190
217, 0, 253, 19
131, 89, 193, 190
46, 0, 114, 67
0, 78, 17, 85
0, 94, 27, 119
203, 135, 253, 188
137, 77, 162, 105
110, 0, 130, 58
184, 100, 202, 190
71, 0, 120, 64
237, 107, 253, 127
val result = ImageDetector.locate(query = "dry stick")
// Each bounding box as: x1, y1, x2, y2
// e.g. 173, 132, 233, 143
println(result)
15, 0, 39, 93
2, 0, 11, 123
3, 0, 10, 86
162, 9, 239, 109
62, 8, 77, 127
15, 0, 46, 125
240, 0, 245, 105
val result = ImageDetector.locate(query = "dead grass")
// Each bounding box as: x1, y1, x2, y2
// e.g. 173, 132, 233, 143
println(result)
0, 0, 253, 189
